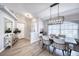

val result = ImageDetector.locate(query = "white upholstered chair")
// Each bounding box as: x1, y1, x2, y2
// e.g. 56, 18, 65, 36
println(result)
42, 35, 51, 53
52, 36, 66, 55
39, 33, 43, 48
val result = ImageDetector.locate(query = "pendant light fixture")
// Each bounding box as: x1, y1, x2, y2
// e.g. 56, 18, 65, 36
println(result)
49, 5, 52, 24
57, 3, 64, 24
58, 4, 61, 34
48, 3, 64, 25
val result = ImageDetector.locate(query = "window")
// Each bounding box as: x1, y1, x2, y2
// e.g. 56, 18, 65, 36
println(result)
48, 24, 60, 35
48, 21, 78, 38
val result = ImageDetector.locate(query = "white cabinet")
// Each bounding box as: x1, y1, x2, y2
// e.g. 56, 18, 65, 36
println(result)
4, 33, 13, 48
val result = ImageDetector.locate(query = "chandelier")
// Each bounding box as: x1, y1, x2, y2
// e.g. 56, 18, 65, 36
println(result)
48, 3, 64, 25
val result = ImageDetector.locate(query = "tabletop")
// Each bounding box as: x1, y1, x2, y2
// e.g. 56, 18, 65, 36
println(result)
65, 37, 77, 44
49, 36, 77, 44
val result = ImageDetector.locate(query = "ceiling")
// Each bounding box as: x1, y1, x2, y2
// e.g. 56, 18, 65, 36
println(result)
1, 3, 52, 17
1, 3, 79, 22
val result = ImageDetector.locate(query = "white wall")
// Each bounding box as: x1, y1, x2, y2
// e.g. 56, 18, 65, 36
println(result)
43, 20, 48, 33
0, 7, 16, 52
77, 24, 79, 38
37, 19, 44, 33
0, 11, 5, 52
31, 19, 38, 43
25, 19, 32, 40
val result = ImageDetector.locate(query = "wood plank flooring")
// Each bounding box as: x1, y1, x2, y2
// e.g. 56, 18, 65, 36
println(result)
0, 39, 53, 56
0, 39, 79, 56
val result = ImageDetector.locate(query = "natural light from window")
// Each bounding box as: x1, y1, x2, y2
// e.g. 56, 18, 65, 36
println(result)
48, 21, 79, 38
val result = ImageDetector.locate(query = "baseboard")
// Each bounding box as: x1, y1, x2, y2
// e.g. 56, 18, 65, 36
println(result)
0, 48, 5, 53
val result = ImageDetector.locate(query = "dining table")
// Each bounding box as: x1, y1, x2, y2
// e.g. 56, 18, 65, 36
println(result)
65, 37, 77, 44
64, 37, 77, 56
49, 36, 77, 56
49, 36, 77, 44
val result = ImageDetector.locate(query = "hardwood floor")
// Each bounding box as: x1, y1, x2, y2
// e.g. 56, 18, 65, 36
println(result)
0, 39, 53, 56
0, 39, 79, 56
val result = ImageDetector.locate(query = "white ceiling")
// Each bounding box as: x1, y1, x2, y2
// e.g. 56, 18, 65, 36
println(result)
1, 3, 52, 17
1, 3, 79, 22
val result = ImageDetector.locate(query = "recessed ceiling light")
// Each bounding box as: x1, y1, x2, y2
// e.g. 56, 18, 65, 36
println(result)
24, 13, 33, 19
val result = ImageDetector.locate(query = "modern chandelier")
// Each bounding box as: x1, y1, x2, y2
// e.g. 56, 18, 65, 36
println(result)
48, 3, 64, 25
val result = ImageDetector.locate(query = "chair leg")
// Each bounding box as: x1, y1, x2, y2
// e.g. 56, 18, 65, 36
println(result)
69, 49, 72, 56
52, 47, 56, 54
62, 50, 64, 56
67, 49, 72, 56
47, 46, 50, 53
42, 43, 44, 48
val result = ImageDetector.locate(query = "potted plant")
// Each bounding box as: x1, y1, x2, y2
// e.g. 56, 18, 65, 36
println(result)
13, 28, 21, 34
5, 28, 12, 33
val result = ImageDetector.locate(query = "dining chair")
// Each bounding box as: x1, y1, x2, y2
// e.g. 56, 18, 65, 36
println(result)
75, 39, 79, 45
68, 39, 79, 56
73, 44, 79, 52
52, 36, 66, 56
49, 34, 55, 44
42, 35, 51, 53
39, 33, 44, 48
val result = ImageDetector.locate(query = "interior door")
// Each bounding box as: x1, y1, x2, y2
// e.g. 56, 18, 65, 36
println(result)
17, 23, 25, 39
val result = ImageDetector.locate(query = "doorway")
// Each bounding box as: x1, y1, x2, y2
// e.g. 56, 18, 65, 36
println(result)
17, 23, 25, 39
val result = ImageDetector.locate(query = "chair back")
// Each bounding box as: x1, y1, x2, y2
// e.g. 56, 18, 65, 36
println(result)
42, 35, 50, 45
53, 36, 65, 45
52, 36, 66, 50
73, 44, 79, 52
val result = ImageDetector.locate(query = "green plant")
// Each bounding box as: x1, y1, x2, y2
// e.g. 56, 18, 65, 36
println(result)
13, 28, 21, 34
